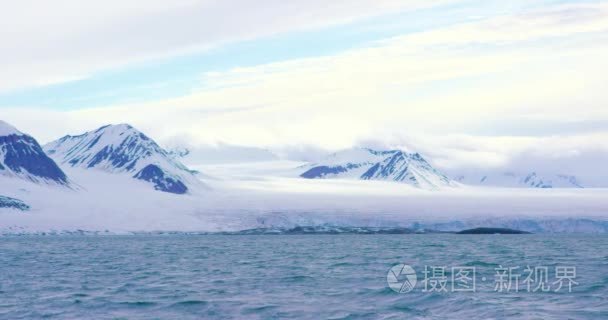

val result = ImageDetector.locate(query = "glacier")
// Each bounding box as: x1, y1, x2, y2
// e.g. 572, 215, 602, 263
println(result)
2, 160, 607, 235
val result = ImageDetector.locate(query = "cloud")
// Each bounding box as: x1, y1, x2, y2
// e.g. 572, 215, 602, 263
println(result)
360, 131, 608, 170
387, 1, 608, 47
0, 0, 455, 92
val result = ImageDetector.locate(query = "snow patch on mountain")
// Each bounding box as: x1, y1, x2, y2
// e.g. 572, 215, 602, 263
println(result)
300, 148, 454, 189
44, 124, 201, 194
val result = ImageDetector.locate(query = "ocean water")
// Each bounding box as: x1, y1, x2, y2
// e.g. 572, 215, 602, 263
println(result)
0, 235, 606, 319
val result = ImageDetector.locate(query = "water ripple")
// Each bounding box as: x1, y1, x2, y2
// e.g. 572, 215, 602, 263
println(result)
0, 234, 605, 319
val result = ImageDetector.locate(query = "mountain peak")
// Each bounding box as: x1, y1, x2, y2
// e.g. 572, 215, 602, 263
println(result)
44, 124, 198, 194
0, 121, 67, 185
44, 124, 161, 170
0, 120, 23, 137
89, 124, 143, 140
96, 123, 135, 133
300, 147, 453, 189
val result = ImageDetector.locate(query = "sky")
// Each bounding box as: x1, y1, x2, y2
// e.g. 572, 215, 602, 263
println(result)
1, 0, 607, 181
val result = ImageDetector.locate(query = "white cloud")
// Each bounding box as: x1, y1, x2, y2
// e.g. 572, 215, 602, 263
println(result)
388, 1, 608, 46
0, 0, 455, 92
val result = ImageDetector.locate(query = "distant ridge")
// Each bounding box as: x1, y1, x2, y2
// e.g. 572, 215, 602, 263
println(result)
453, 171, 584, 188
300, 148, 454, 189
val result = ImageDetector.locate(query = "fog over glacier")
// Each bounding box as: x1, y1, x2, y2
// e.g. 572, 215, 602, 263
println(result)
2, 160, 607, 234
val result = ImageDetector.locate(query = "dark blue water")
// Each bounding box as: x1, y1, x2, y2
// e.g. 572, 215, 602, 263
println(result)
0, 235, 607, 319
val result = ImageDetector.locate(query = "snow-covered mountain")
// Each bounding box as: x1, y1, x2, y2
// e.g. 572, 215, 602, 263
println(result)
2, 121, 606, 234
453, 171, 584, 188
299, 148, 454, 189
44, 124, 199, 194
0, 120, 68, 185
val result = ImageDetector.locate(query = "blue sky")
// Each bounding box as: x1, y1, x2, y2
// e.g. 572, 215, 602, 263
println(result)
1, 0, 607, 177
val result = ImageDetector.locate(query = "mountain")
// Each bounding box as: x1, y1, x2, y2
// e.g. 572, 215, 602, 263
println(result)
453, 171, 584, 188
44, 124, 199, 194
299, 148, 454, 189
0, 120, 68, 185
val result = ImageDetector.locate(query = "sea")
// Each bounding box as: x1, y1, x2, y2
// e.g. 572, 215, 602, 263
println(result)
0, 235, 606, 319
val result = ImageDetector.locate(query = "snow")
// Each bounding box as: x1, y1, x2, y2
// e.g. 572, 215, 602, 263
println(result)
0, 120, 23, 136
